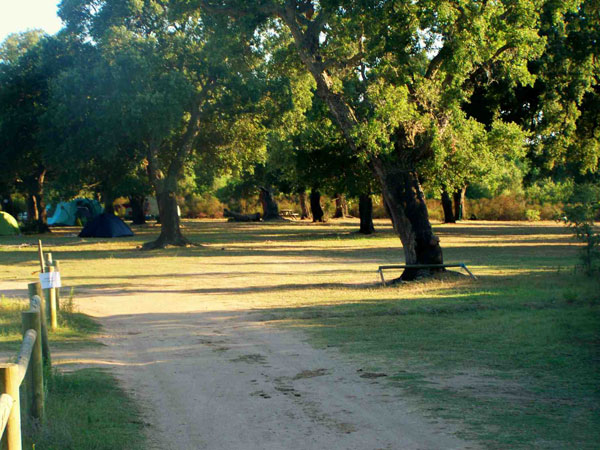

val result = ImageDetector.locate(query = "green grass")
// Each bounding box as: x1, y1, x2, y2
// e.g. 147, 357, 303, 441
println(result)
25, 369, 146, 450
0, 294, 101, 352
1, 218, 599, 448
264, 268, 600, 448
0, 297, 144, 449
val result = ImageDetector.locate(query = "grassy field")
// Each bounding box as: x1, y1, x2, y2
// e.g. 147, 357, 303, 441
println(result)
1, 218, 598, 448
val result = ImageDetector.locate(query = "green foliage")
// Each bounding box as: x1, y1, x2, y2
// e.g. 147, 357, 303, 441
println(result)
564, 184, 600, 275
180, 193, 225, 218
0, 30, 46, 64
525, 178, 574, 204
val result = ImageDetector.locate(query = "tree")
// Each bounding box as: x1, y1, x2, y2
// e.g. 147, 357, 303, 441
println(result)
58, 0, 269, 248
200, 0, 545, 279
462, 0, 599, 184
0, 32, 76, 231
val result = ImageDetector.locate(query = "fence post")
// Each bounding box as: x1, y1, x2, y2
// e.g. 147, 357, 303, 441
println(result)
21, 308, 44, 421
27, 285, 50, 368
45, 254, 59, 312
0, 364, 21, 450
37, 240, 45, 274
43, 266, 58, 331
53, 260, 61, 311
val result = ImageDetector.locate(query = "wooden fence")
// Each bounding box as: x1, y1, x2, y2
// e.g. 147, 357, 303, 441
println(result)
1, 241, 58, 450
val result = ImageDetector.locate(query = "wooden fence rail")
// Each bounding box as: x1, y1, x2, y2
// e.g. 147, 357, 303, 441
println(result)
0, 395, 13, 441
1, 241, 57, 449
0, 302, 45, 450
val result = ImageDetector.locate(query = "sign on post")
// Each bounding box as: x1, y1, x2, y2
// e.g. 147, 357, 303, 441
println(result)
39, 272, 61, 289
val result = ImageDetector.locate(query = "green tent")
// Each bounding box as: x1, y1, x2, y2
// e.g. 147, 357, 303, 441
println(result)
0, 211, 19, 236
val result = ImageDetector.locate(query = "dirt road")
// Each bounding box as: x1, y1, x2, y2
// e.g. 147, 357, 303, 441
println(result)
2, 278, 473, 450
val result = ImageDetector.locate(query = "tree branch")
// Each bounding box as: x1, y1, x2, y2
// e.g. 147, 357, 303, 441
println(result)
324, 52, 365, 72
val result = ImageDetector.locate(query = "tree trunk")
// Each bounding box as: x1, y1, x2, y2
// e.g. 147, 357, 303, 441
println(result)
310, 190, 325, 222
333, 193, 348, 218
143, 188, 189, 249
358, 194, 375, 234
103, 190, 115, 216
259, 186, 281, 220
299, 190, 310, 220
441, 189, 456, 223
372, 159, 443, 281
35, 193, 47, 225
27, 194, 38, 223
25, 169, 49, 232
34, 170, 47, 227
129, 195, 146, 225
453, 187, 466, 221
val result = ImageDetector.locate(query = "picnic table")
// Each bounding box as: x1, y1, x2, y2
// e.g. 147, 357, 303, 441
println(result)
280, 209, 300, 220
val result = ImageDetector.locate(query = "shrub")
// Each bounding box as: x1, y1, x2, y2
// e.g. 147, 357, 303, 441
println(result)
467, 195, 527, 220
525, 209, 541, 221
181, 194, 226, 218
563, 184, 600, 276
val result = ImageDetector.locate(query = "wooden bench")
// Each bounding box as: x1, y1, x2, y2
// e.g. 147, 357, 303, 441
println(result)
377, 263, 477, 285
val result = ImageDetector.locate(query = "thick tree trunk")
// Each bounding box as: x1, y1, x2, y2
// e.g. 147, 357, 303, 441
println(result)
143, 189, 189, 249
372, 159, 443, 281
358, 194, 375, 235
259, 186, 281, 220
34, 193, 47, 225
441, 190, 456, 223
129, 195, 146, 225
299, 190, 311, 220
25, 169, 49, 232
453, 187, 466, 221
333, 193, 348, 218
310, 190, 325, 222
27, 194, 38, 223
103, 189, 115, 216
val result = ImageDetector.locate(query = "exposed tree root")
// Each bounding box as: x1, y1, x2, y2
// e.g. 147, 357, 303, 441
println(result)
141, 234, 198, 250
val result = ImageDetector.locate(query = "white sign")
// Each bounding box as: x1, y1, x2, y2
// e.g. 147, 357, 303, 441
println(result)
40, 272, 61, 289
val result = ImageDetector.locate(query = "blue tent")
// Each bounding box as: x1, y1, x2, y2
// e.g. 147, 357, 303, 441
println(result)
47, 201, 76, 226
79, 213, 134, 238
48, 198, 103, 226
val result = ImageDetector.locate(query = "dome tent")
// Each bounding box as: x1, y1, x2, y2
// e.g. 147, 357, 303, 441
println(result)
79, 213, 134, 238
0, 211, 20, 236
48, 198, 103, 226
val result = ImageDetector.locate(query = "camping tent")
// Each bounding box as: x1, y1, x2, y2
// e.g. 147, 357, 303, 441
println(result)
47, 201, 77, 226
48, 199, 103, 226
79, 213, 134, 238
0, 211, 19, 235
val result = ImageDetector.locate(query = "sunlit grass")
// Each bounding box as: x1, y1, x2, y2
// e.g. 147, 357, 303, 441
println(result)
0, 296, 101, 353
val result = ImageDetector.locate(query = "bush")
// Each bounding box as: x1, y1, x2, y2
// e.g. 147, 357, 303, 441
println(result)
181, 194, 226, 218
563, 184, 600, 276
467, 195, 527, 220
525, 209, 541, 221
